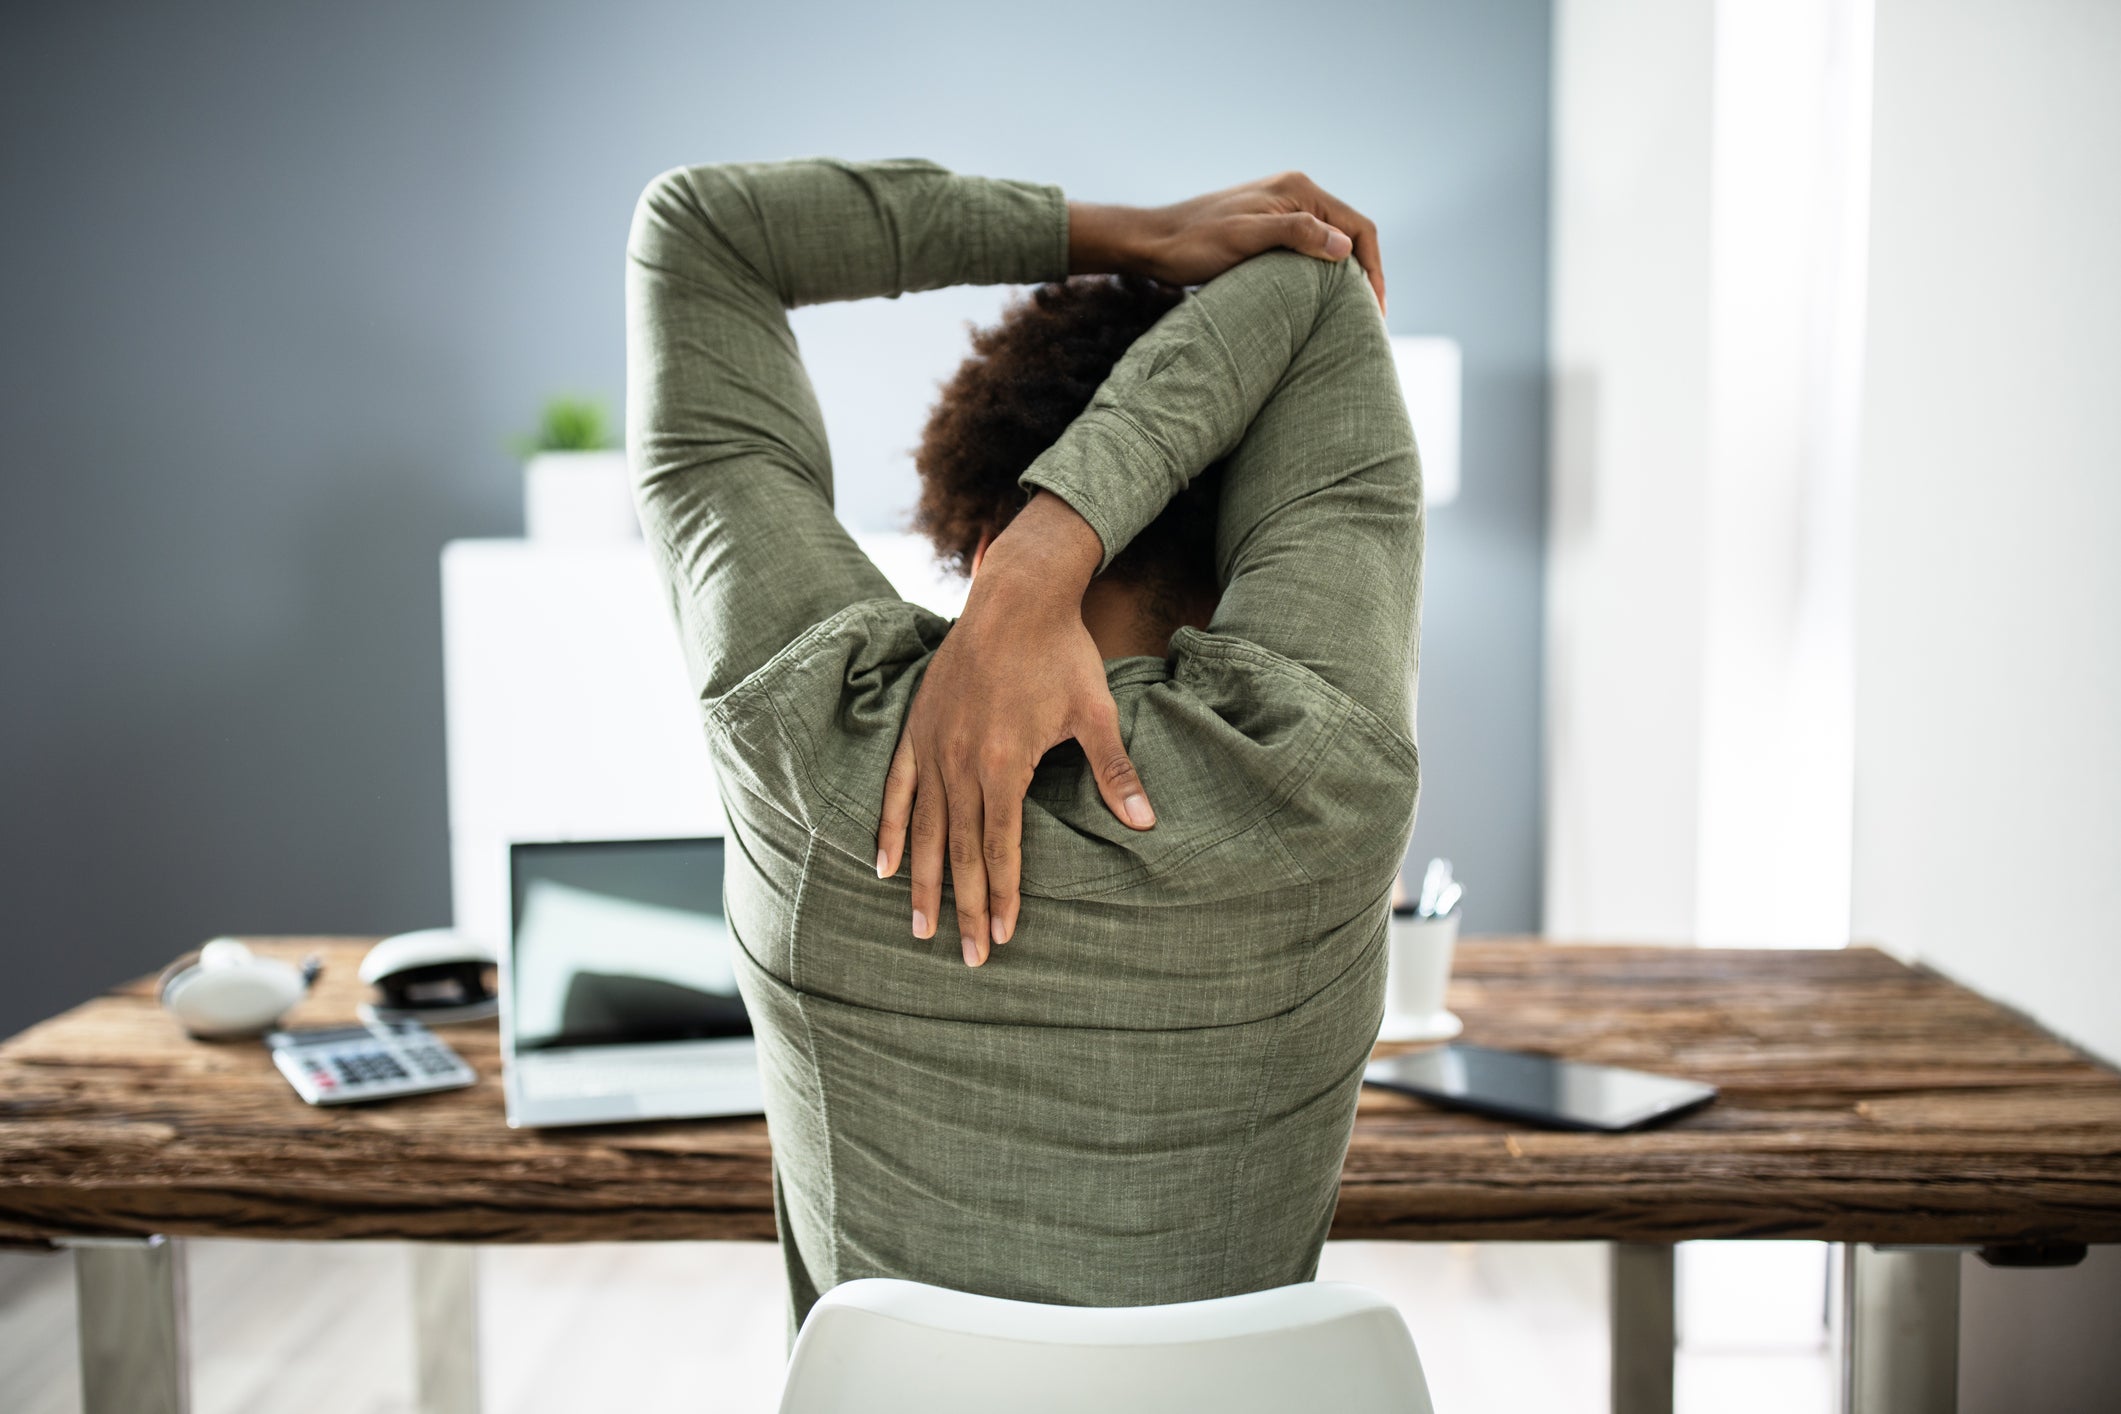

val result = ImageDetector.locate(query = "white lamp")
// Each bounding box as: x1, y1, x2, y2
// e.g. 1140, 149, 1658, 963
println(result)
1389, 337, 1462, 506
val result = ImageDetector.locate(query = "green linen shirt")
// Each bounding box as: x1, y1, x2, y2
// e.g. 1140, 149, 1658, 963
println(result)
624, 157, 1423, 1333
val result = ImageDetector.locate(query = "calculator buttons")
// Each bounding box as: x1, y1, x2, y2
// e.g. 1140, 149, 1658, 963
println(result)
270, 1022, 474, 1106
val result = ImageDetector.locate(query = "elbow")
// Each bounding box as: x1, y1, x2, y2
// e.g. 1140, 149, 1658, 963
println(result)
637, 165, 694, 212
627, 164, 770, 290
628, 166, 700, 263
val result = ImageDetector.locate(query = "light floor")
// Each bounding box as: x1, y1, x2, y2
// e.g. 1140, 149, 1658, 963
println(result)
0, 1238, 1835, 1414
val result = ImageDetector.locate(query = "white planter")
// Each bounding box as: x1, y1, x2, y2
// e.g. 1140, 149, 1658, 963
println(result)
523, 450, 639, 543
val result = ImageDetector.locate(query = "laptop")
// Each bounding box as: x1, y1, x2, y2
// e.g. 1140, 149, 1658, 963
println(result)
501, 836, 765, 1128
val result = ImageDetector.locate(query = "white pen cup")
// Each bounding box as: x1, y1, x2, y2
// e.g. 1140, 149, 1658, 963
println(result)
1379, 906, 1463, 1043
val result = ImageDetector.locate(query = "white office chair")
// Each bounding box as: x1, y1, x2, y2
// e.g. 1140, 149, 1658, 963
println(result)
776, 1278, 1436, 1414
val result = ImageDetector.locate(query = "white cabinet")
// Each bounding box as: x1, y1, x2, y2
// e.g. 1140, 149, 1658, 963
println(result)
441, 540, 723, 949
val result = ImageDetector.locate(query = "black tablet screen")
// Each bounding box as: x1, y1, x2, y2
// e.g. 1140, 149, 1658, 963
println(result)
1364, 1044, 1716, 1132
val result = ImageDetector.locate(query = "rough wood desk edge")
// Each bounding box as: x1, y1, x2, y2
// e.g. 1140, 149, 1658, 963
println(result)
6, 1198, 2117, 1251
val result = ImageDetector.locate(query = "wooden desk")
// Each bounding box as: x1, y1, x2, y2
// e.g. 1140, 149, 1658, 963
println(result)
4, 939, 2118, 1414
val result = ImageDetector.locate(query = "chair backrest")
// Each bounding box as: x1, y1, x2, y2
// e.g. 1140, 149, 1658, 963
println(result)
776, 1278, 1435, 1414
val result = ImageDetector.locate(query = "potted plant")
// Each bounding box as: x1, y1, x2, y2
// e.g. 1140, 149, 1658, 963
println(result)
513, 395, 637, 542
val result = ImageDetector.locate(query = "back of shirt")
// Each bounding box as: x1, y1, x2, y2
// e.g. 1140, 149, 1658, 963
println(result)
707, 601, 1417, 1327
624, 158, 1422, 1328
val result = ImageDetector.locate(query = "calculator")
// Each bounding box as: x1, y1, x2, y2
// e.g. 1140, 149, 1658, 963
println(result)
266, 1019, 478, 1105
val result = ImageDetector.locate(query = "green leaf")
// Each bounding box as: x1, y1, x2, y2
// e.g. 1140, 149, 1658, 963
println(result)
511, 395, 617, 456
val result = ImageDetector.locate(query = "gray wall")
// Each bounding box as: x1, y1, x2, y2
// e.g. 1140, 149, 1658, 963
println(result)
0, 0, 1550, 1038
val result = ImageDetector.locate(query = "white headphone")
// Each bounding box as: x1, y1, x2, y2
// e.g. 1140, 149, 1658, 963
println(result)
158, 939, 320, 1039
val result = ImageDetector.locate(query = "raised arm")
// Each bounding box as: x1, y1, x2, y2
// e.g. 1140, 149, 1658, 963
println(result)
624, 158, 1068, 704
873, 173, 1404, 964
1018, 247, 1419, 723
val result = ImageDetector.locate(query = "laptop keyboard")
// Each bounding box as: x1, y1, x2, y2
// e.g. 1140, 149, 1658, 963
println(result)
519, 1048, 756, 1102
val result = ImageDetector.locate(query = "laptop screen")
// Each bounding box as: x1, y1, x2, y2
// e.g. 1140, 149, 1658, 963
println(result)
506, 837, 750, 1052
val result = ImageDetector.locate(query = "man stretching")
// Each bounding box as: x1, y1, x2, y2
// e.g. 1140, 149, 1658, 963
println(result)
625, 156, 1421, 1332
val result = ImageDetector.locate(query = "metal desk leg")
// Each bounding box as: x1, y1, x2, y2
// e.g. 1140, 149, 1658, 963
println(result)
1610, 1242, 1676, 1414
1841, 1244, 1961, 1414
71, 1235, 190, 1414
411, 1244, 482, 1414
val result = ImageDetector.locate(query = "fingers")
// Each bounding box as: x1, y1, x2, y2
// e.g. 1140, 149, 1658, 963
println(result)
946, 784, 990, 967
876, 736, 917, 878
1077, 700, 1155, 832
981, 776, 1023, 948
1248, 210, 1352, 264
900, 753, 1004, 966
908, 763, 946, 942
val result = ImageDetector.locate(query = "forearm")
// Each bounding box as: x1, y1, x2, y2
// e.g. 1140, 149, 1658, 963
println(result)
632, 158, 1068, 310
1013, 250, 1420, 723
978, 489, 1105, 604
1015, 249, 1337, 572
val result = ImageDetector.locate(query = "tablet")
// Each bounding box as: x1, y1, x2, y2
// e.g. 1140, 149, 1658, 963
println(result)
1364, 1044, 1717, 1132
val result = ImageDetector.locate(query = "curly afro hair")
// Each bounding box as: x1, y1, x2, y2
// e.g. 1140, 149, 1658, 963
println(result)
913, 275, 1221, 609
